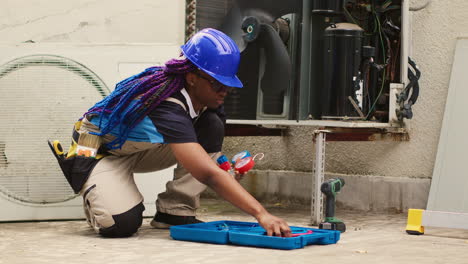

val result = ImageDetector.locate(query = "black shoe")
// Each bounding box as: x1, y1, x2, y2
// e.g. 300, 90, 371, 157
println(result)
150, 212, 204, 229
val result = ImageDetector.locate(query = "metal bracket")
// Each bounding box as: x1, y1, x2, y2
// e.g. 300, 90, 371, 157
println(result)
311, 129, 330, 225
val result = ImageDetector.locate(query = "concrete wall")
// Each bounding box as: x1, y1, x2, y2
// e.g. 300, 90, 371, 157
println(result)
1, 0, 467, 211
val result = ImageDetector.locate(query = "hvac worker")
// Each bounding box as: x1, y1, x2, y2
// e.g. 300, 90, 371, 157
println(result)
55, 28, 291, 238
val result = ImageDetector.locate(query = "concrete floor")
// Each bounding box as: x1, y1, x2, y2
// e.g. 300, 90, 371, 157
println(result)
1, 199, 468, 264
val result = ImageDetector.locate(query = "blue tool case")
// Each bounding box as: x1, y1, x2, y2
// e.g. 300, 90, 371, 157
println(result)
170, 220, 340, 250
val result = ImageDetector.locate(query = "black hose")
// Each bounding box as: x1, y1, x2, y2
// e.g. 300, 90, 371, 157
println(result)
406, 57, 421, 104
396, 57, 421, 120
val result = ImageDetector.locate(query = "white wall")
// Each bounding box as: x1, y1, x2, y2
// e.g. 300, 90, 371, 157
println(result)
0, 0, 185, 44
0, 0, 186, 219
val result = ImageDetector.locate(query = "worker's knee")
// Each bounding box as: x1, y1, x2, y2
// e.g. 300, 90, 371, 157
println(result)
195, 110, 225, 153
98, 203, 145, 238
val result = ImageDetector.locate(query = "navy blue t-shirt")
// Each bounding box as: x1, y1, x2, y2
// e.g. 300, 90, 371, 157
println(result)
147, 91, 198, 143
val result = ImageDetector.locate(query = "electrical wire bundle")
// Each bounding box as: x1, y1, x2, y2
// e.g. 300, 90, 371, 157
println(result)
344, 0, 420, 121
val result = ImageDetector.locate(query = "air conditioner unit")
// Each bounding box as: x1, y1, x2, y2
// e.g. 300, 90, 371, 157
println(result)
0, 43, 180, 221
195, 0, 413, 127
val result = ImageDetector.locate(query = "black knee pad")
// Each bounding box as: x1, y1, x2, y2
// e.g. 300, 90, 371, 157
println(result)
99, 203, 145, 238
194, 109, 225, 153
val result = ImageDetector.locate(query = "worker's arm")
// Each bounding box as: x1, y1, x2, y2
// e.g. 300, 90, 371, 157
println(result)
169, 142, 291, 237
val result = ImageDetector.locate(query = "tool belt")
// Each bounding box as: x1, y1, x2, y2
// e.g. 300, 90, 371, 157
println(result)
48, 120, 107, 194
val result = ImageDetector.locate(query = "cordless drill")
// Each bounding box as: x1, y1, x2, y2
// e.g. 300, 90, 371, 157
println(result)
319, 178, 346, 233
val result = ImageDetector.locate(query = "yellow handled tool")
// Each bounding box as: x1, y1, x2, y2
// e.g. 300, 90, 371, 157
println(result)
48, 140, 64, 159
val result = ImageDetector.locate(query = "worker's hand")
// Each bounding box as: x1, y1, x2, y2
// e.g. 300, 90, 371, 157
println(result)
255, 212, 291, 237
234, 171, 245, 181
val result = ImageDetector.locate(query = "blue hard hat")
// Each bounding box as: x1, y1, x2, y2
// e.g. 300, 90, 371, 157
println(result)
181, 28, 243, 88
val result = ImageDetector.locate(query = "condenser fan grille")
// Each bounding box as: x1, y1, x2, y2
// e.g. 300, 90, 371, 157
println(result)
0, 55, 108, 204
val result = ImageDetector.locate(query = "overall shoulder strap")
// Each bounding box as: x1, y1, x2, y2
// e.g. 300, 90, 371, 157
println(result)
165, 97, 187, 112
165, 97, 206, 124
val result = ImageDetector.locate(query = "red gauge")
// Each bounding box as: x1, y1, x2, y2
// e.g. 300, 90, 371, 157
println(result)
234, 156, 255, 174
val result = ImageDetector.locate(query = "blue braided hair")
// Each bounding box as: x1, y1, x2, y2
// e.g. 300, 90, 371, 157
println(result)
84, 57, 196, 149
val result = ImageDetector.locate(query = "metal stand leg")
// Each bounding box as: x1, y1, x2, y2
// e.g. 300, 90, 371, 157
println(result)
311, 130, 328, 226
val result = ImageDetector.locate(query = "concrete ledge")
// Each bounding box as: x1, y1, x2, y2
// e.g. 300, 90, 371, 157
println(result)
203, 170, 431, 212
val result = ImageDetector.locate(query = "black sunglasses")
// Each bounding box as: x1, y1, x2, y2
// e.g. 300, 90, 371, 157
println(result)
195, 71, 233, 93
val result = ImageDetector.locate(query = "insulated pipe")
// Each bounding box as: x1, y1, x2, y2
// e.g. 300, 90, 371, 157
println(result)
401, 0, 410, 85
185, 0, 197, 42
